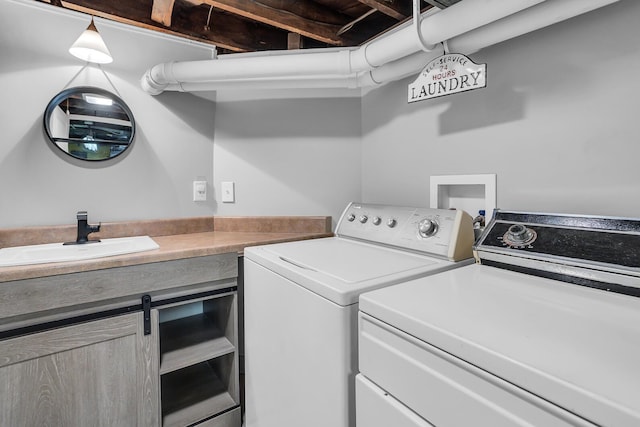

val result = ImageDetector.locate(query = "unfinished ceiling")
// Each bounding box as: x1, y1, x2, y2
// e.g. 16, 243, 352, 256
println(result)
39, 0, 460, 54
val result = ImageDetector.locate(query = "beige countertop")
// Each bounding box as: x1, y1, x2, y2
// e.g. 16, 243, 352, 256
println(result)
0, 216, 333, 283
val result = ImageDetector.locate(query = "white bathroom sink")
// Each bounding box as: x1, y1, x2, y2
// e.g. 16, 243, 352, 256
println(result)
0, 236, 159, 267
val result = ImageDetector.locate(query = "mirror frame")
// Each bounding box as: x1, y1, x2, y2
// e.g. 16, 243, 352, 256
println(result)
44, 86, 136, 162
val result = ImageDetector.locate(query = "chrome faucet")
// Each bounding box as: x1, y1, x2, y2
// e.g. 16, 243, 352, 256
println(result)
64, 211, 101, 245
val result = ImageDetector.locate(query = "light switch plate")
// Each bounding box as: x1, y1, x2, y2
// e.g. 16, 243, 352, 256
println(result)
222, 181, 235, 203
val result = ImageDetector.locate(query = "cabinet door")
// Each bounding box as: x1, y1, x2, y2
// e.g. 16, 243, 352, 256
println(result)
0, 311, 159, 427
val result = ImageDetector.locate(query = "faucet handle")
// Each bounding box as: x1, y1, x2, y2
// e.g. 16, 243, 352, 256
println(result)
65, 211, 100, 245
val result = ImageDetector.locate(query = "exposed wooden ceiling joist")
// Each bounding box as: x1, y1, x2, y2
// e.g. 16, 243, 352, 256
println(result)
151, 0, 175, 27
40, 0, 457, 54
357, 0, 411, 21
59, 0, 287, 51
186, 0, 360, 46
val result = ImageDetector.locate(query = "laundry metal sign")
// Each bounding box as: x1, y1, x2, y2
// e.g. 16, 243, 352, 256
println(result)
408, 53, 486, 103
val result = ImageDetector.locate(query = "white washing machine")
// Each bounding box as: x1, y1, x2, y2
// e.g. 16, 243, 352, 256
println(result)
357, 210, 640, 427
243, 202, 476, 427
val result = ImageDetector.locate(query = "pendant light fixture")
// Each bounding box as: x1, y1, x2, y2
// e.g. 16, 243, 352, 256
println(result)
69, 17, 113, 64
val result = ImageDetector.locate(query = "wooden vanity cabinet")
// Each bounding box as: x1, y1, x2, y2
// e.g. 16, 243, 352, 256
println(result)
0, 310, 159, 427
0, 252, 241, 427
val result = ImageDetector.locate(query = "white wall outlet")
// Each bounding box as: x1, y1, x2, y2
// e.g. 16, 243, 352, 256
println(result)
193, 180, 207, 201
221, 181, 235, 203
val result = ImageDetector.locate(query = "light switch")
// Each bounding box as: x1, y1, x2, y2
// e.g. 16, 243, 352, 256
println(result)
222, 181, 235, 203
193, 180, 207, 201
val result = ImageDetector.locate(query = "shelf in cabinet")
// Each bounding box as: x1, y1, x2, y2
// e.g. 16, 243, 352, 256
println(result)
160, 313, 235, 375
161, 361, 237, 427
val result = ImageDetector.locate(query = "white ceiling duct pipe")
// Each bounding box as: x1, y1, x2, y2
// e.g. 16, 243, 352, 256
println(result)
360, 0, 621, 88
147, 0, 621, 93
155, 50, 353, 82
447, 0, 622, 55
158, 74, 362, 92
360, 45, 445, 87
357, 0, 546, 69
142, 49, 356, 95
141, 0, 546, 95
159, 43, 443, 91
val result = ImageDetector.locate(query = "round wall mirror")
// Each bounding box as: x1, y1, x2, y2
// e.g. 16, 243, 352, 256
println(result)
44, 86, 135, 161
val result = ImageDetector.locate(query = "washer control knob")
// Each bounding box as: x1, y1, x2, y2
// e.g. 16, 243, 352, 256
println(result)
372, 216, 382, 226
347, 213, 356, 222
387, 218, 397, 228
418, 218, 438, 238
359, 215, 368, 224
503, 224, 537, 247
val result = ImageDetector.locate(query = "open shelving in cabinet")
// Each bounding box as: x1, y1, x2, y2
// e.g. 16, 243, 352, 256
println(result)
158, 291, 240, 427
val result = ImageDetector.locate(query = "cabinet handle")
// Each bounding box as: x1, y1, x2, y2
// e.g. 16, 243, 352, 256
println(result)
142, 295, 151, 335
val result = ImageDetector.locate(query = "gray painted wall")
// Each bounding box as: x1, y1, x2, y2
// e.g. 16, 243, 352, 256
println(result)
0, 0, 362, 230
361, 0, 640, 218
0, 0, 216, 227
212, 91, 362, 227
2, 0, 638, 231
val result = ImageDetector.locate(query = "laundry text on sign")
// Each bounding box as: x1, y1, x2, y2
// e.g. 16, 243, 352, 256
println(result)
408, 53, 486, 103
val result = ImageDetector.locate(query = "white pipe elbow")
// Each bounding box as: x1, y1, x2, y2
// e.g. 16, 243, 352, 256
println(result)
356, 71, 380, 88
349, 44, 376, 73
141, 62, 177, 95
140, 69, 165, 95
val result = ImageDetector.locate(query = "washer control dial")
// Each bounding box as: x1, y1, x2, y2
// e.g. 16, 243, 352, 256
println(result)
359, 215, 368, 224
372, 216, 382, 226
503, 224, 537, 247
387, 218, 397, 228
418, 218, 438, 238
347, 213, 356, 222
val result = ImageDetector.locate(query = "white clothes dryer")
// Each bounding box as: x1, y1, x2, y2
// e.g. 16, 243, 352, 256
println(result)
358, 210, 640, 427
243, 202, 475, 427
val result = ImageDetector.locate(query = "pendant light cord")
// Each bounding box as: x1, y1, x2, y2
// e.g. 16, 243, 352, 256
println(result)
98, 64, 123, 98
60, 63, 122, 98
62, 64, 89, 90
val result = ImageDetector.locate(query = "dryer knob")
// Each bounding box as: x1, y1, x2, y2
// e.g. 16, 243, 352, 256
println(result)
347, 213, 356, 222
372, 216, 382, 226
387, 218, 397, 228
504, 224, 537, 246
359, 215, 368, 224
